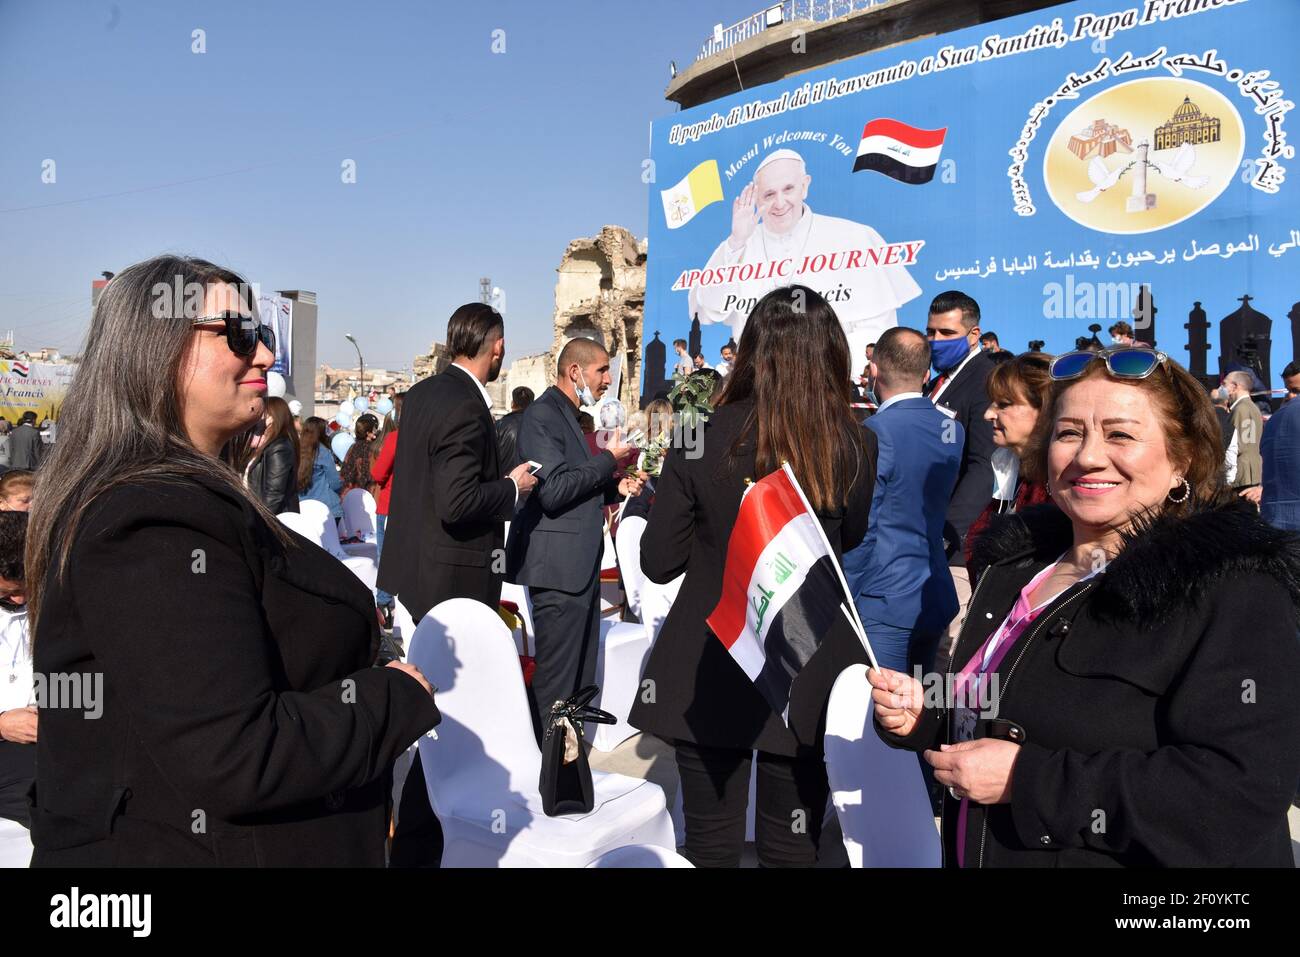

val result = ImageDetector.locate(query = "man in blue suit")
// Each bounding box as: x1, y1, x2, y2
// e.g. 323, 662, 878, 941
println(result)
843, 327, 963, 675
1259, 369, 1300, 531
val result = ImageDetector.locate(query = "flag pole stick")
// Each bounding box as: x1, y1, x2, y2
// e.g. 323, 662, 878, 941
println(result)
779, 463, 879, 669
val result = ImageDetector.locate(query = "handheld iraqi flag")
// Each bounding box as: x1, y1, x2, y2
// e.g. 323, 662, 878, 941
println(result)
707, 464, 877, 722
852, 118, 947, 185
660, 160, 724, 229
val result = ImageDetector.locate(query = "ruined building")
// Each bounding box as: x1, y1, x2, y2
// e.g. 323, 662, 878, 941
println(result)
548, 225, 647, 408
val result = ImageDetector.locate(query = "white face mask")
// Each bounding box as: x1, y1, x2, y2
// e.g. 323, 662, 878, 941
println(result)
576, 369, 596, 407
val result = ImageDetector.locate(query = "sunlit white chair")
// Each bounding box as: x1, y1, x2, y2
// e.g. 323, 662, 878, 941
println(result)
498, 582, 534, 657
0, 819, 31, 868
590, 619, 652, 752
639, 573, 683, 645
825, 664, 941, 867
585, 844, 693, 868
408, 598, 675, 867
598, 528, 623, 617
340, 489, 379, 561
277, 510, 378, 598
614, 516, 647, 620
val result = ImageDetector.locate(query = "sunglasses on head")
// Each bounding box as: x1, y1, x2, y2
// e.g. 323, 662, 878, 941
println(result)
190, 312, 276, 358
1049, 347, 1169, 381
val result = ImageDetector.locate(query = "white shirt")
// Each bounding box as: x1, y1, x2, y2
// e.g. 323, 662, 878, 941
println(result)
875, 390, 924, 415
688, 203, 922, 345
716, 359, 731, 377
0, 608, 32, 713
452, 362, 518, 504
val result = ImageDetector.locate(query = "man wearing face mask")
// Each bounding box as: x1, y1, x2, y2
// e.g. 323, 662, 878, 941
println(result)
924, 291, 996, 670
506, 338, 645, 734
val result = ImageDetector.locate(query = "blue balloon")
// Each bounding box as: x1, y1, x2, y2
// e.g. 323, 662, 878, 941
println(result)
331, 432, 355, 461
353, 396, 370, 412
336, 410, 352, 428
376, 397, 394, 416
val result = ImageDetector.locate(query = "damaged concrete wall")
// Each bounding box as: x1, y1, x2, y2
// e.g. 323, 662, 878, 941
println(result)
549, 225, 647, 408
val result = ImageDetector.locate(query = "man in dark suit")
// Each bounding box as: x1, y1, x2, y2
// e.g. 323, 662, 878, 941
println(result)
379, 303, 536, 621
7, 412, 43, 472
923, 291, 996, 669
506, 338, 642, 730
1259, 384, 1300, 530
379, 303, 536, 868
842, 327, 962, 675
494, 386, 533, 477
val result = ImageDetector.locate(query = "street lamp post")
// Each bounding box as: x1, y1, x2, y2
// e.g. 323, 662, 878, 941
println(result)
344, 333, 365, 399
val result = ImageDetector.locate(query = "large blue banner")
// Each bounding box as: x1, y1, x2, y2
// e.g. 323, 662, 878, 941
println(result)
644, 0, 1297, 397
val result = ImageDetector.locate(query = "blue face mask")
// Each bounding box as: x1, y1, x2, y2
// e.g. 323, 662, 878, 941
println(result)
930, 336, 972, 374
576, 369, 596, 407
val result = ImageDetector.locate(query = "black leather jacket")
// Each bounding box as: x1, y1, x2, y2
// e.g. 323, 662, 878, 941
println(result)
247, 434, 300, 515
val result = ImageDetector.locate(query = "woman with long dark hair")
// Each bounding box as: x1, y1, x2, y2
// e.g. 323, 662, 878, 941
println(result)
629, 285, 877, 867
297, 415, 343, 521
244, 395, 300, 514
25, 255, 438, 866
340, 413, 380, 497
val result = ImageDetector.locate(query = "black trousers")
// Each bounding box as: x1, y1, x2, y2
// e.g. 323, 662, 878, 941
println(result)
674, 740, 830, 868
528, 569, 602, 735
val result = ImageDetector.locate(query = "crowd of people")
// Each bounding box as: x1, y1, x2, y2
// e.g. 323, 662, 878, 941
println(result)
1, 252, 1297, 869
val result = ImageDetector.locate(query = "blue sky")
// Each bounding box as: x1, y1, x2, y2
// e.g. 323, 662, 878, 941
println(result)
0, 0, 762, 369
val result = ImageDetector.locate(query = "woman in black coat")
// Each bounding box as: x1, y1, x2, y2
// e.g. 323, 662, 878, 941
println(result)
246, 395, 300, 514
25, 256, 438, 866
872, 348, 1300, 866
630, 287, 877, 868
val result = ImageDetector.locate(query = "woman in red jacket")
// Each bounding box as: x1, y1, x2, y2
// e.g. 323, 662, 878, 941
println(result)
370, 397, 402, 622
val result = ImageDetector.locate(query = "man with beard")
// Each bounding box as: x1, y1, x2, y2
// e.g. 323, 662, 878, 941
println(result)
380, 303, 537, 867
379, 303, 537, 621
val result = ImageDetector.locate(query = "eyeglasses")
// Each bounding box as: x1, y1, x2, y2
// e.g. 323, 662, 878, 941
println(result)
190, 312, 275, 358
1049, 347, 1169, 381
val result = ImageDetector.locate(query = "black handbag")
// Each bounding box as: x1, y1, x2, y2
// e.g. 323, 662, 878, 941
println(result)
539, 685, 616, 817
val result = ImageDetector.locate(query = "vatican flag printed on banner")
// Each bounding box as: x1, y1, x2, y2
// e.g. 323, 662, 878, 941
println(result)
707, 464, 871, 721
661, 159, 724, 229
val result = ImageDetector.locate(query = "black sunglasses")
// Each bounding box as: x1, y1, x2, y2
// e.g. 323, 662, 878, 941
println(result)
190, 312, 275, 358
1049, 347, 1168, 381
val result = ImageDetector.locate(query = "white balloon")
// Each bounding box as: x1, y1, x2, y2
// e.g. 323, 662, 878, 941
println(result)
336, 410, 353, 428
287, 399, 303, 416
266, 370, 287, 398
331, 432, 355, 461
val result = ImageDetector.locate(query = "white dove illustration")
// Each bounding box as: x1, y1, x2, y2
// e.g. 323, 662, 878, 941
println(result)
1148, 143, 1209, 189
1076, 157, 1125, 203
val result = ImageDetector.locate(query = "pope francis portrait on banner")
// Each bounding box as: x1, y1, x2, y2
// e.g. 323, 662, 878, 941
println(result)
687, 148, 922, 369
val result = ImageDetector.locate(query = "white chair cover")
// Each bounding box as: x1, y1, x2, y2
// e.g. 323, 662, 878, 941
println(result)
277, 512, 376, 596
0, 818, 32, 868
341, 488, 378, 542
824, 664, 942, 867
407, 598, 675, 867
584, 844, 693, 868
639, 573, 683, 645
614, 516, 647, 620
590, 619, 652, 752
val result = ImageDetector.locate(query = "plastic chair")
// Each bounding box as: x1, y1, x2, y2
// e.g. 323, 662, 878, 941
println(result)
824, 664, 941, 867
341, 488, 378, 543
0, 818, 32, 868
277, 512, 377, 598
590, 619, 652, 752
614, 516, 647, 620
639, 573, 683, 645
585, 844, 693, 868
407, 598, 675, 867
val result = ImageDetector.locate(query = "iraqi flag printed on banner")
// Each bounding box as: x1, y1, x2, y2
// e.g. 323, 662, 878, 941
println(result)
852, 118, 947, 185
707, 464, 864, 721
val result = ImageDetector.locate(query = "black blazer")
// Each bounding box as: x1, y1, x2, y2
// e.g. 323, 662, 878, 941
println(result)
506, 386, 620, 594
247, 434, 300, 514
30, 474, 439, 867
881, 501, 1300, 867
629, 399, 877, 755
378, 365, 516, 621
925, 349, 997, 563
